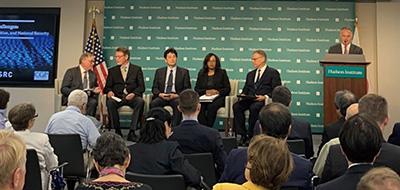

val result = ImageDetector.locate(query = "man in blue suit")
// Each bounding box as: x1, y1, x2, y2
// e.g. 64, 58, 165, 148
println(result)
220, 103, 313, 190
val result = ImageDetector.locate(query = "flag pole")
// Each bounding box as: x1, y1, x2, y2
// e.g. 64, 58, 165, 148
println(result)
89, 6, 99, 54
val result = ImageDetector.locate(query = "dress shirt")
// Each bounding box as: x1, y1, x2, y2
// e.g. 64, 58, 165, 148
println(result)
45, 106, 100, 149
254, 64, 267, 83
341, 43, 351, 54
0, 109, 6, 130
164, 66, 177, 93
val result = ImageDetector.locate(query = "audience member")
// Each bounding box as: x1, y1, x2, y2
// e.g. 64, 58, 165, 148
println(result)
61, 53, 101, 116
0, 130, 26, 190
313, 103, 358, 177
357, 167, 400, 190
317, 114, 383, 190
76, 132, 151, 190
318, 90, 358, 155
168, 89, 227, 176
328, 27, 363, 54
127, 107, 201, 187
104, 47, 145, 142
321, 94, 400, 183
213, 135, 293, 190
253, 86, 314, 158
388, 123, 400, 146
9, 103, 58, 190
150, 48, 191, 127
233, 50, 281, 145
0, 89, 10, 130
220, 103, 313, 190
195, 53, 230, 127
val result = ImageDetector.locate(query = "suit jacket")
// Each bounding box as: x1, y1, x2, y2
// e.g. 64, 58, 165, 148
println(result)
318, 117, 345, 155
168, 119, 227, 175
61, 66, 98, 105
195, 69, 230, 97
328, 44, 363, 54
388, 123, 400, 146
219, 148, 313, 190
127, 140, 201, 187
288, 118, 314, 159
317, 164, 373, 190
104, 63, 145, 98
242, 66, 281, 97
152, 66, 191, 96
321, 142, 400, 183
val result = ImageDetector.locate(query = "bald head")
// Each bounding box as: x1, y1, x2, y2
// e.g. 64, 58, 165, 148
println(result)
346, 103, 359, 120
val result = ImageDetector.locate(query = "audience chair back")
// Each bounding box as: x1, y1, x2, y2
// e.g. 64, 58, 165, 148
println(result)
221, 137, 238, 155
126, 172, 186, 190
184, 153, 216, 188
24, 149, 42, 190
287, 139, 306, 157
281, 187, 299, 190
48, 134, 86, 179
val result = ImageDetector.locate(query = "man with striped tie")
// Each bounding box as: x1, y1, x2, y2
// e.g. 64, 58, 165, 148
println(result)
328, 27, 363, 54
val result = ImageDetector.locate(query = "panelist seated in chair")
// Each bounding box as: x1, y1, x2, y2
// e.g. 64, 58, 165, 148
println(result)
9, 103, 58, 190
0, 130, 27, 190
76, 132, 151, 190
61, 53, 102, 117
213, 135, 293, 190
127, 107, 201, 188
195, 53, 230, 128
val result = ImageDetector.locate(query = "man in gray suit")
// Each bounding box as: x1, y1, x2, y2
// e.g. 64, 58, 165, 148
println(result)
61, 53, 101, 116
328, 27, 363, 54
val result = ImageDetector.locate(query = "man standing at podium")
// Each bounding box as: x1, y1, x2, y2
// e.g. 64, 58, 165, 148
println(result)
328, 27, 363, 54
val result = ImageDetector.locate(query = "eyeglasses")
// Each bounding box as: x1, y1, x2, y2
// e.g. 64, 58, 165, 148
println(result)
252, 57, 262, 61
114, 55, 125, 59
34, 113, 38, 118
85, 59, 95, 63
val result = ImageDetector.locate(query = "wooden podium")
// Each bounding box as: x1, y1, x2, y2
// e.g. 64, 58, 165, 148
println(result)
320, 59, 371, 125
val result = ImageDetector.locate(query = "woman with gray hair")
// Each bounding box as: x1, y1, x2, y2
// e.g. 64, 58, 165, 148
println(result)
76, 132, 151, 190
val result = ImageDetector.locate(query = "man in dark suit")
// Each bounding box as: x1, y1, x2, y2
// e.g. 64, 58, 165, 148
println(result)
321, 94, 400, 183
151, 48, 191, 127
328, 27, 363, 54
317, 114, 382, 190
104, 47, 145, 142
233, 50, 281, 145
220, 103, 313, 189
318, 90, 358, 155
388, 123, 400, 146
61, 53, 101, 116
168, 89, 226, 176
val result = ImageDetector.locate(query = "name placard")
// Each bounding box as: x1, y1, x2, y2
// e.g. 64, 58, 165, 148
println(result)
326, 66, 365, 78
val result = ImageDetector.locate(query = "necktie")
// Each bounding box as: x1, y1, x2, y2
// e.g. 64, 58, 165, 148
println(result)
83, 71, 88, 89
344, 45, 348, 54
255, 69, 261, 89
122, 66, 127, 81
166, 70, 173, 94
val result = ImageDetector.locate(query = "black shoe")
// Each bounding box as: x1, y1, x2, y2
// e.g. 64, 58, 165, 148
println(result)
127, 131, 138, 142
238, 135, 247, 146
115, 128, 123, 137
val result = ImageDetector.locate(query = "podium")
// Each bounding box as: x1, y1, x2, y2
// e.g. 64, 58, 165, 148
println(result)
320, 55, 371, 125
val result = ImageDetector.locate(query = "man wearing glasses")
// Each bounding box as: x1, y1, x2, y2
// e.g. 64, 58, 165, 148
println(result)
233, 50, 281, 146
61, 53, 101, 116
104, 47, 145, 142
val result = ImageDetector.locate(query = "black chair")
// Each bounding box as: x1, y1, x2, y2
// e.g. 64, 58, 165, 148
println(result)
126, 172, 186, 190
48, 134, 86, 190
222, 137, 238, 155
24, 149, 42, 190
281, 187, 299, 190
184, 153, 216, 188
287, 139, 306, 157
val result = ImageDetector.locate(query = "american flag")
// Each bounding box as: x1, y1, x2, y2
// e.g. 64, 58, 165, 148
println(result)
84, 19, 108, 122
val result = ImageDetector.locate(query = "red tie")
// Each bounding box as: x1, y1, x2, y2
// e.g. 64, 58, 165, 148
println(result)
344, 46, 348, 54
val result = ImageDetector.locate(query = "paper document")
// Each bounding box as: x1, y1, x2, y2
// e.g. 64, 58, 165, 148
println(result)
199, 94, 219, 102
111, 96, 122, 102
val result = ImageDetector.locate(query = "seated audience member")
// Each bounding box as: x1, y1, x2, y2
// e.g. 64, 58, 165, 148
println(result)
321, 94, 400, 183
168, 89, 227, 176
213, 135, 293, 190
253, 86, 314, 158
317, 114, 383, 190
357, 167, 400, 190
0, 130, 26, 190
220, 103, 313, 190
45, 89, 100, 150
0, 89, 10, 130
150, 48, 191, 127
195, 53, 230, 127
313, 103, 358, 177
8, 103, 58, 190
127, 107, 201, 187
318, 90, 358, 155
76, 132, 151, 190
388, 123, 400, 146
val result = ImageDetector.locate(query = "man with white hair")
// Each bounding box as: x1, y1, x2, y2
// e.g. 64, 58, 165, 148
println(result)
45, 89, 100, 150
0, 130, 26, 190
